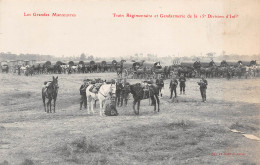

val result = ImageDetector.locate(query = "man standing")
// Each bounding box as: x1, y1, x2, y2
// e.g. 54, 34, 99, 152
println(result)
198, 75, 208, 102
169, 75, 178, 99
179, 74, 186, 94
156, 76, 164, 97
116, 78, 123, 106
79, 79, 88, 110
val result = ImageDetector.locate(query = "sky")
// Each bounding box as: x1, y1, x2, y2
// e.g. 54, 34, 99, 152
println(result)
0, 0, 260, 57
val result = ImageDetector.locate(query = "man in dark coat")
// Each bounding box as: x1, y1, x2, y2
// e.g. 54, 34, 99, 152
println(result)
198, 75, 208, 102
179, 74, 186, 94
79, 79, 89, 110
156, 77, 164, 97
169, 75, 178, 99
116, 78, 123, 106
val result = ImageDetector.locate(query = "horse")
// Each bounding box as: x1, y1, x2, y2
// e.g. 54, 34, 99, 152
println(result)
130, 83, 160, 115
42, 76, 59, 113
86, 83, 117, 116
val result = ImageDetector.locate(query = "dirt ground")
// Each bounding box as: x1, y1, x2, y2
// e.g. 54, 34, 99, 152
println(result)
0, 73, 259, 165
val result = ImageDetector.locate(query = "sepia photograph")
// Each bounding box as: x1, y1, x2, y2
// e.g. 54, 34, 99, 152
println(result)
0, 0, 260, 164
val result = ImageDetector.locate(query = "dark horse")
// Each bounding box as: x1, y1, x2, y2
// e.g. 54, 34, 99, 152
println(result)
42, 76, 59, 113
130, 83, 160, 115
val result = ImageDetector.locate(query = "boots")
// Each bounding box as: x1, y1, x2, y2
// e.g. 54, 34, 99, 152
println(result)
80, 102, 83, 110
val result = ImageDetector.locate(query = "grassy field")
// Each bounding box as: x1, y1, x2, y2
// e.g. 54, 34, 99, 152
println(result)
0, 73, 259, 165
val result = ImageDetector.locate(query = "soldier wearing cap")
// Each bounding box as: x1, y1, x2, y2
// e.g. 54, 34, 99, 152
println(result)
79, 79, 89, 110
198, 75, 208, 102
179, 74, 186, 94
169, 74, 178, 99
116, 78, 123, 106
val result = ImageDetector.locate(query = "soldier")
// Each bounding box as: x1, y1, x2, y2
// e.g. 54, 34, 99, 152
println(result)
79, 79, 89, 110
18, 65, 21, 75
116, 78, 123, 106
179, 74, 186, 94
156, 76, 164, 97
169, 75, 178, 99
198, 75, 208, 102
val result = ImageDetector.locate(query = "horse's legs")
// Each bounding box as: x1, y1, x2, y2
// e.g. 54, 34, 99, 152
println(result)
151, 96, 156, 111
155, 94, 160, 112
53, 98, 56, 113
94, 100, 97, 108
42, 96, 46, 112
99, 100, 103, 116
133, 99, 137, 115
91, 100, 95, 114
137, 101, 140, 115
124, 94, 128, 106
120, 95, 123, 107
49, 99, 52, 113
87, 98, 90, 114
46, 99, 50, 113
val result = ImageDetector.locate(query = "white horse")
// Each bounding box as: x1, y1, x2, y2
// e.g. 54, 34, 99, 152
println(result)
86, 83, 116, 116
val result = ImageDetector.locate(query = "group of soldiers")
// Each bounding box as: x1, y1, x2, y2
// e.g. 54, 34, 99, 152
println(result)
169, 74, 208, 102
79, 74, 208, 110
79, 78, 130, 110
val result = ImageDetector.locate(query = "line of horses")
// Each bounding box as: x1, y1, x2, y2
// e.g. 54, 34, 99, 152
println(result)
42, 77, 163, 115
131, 61, 260, 79
2, 60, 260, 80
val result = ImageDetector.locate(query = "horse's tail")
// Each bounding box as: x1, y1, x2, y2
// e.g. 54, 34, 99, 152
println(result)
42, 87, 46, 99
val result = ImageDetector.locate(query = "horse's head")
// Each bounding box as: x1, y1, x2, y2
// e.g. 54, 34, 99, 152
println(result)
52, 76, 59, 91
109, 84, 117, 97
124, 84, 131, 94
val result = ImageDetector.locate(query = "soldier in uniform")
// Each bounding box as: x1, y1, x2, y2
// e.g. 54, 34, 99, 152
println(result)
179, 74, 186, 94
198, 75, 208, 102
156, 76, 164, 97
116, 78, 123, 106
79, 79, 89, 110
18, 65, 21, 75
169, 75, 178, 99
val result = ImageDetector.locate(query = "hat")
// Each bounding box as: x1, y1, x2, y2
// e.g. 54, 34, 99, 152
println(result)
91, 80, 96, 84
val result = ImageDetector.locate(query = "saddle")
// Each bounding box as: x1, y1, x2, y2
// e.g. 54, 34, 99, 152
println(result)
44, 81, 52, 86
89, 83, 102, 93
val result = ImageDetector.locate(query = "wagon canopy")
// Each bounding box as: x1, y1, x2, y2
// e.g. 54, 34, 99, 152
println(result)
56, 61, 63, 65
95, 61, 102, 65
68, 61, 74, 66
36, 61, 47, 66
122, 61, 135, 69
181, 62, 193, 67
112, 60, 117, 66
90, 60, 95, 65
1, 61, 8, 66
45, 61, 51, 66
101, 61, 107, 66
153, 62, 162, 69
79, 61, 85, 65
